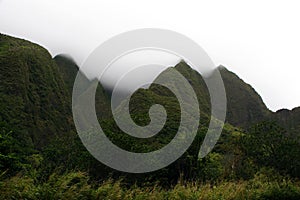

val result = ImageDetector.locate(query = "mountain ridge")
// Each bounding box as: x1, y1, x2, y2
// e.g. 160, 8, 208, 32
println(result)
54, 50, 299, 132
1, 33, 299, 146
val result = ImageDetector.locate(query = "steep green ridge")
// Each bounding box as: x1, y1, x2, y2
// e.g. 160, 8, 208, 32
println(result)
106, 67, 212, 153
2, 34, 297, 140
54, 54, 79, 94
173, 61, 211, 115
0, 34, 72, 148
54, 54, 112, 119
217, 66, 299, 131
167, 62, 271, 128
218, 66, 272, 128
55, 53, 299, 132
274, 107, 300, 134
152, 61, 299, 133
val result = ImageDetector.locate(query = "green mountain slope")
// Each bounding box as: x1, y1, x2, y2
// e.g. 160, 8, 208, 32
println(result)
2, 33, 298, 140
0, 34, 73, 148
1, 33, 299, 159
274, 107, 300, 134
219, 66, 272, 128
173, 61, 211, 115
175, 63, 299, 132
55, 52, 299, 132
54, 54, 112, 119
54, 54, 79, 94
161, 61, 271, 128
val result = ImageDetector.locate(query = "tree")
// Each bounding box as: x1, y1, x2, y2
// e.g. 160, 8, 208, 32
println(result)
241, 121, 300, 177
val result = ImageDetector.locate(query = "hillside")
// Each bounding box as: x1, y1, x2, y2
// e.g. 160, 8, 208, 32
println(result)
54, 54, 112, 119
166, 61, 272, 129
218, 66, 272, 128
274, 107, 300, 134
0, 34, 73, 149
54, 54, 79, 94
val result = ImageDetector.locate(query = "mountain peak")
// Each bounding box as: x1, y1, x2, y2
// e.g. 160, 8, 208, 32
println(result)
54, 54, 79, 69
217, 65, 228, 71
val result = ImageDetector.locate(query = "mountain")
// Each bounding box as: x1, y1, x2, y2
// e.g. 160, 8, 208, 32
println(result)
0, 34, 73, 148
54, 54, 112, 120
1, 33, 300, 186
165, 61, 271, 129
173, 61, 211, 116
1, 33, 299, 150
218, 66, 272, 128
274, 107, 300, 134
2, 33, 300, 197
172, 62, 299, 131
53, 54, 79, 94
54, 50, 298, 132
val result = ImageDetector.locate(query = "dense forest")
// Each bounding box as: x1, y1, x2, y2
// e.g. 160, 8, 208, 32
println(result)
1, 33, 300, 199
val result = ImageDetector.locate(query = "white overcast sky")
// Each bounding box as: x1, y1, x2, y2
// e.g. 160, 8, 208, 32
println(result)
0, 0, 299, 111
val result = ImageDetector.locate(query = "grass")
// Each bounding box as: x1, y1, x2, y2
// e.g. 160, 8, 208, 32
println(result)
1, 171, 300, 200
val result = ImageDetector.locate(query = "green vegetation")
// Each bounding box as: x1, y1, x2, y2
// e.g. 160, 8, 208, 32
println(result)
219, 66, 271, 128
1, 171, 300, 200
1, 33, 300, 199
0, 33, 73, 150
